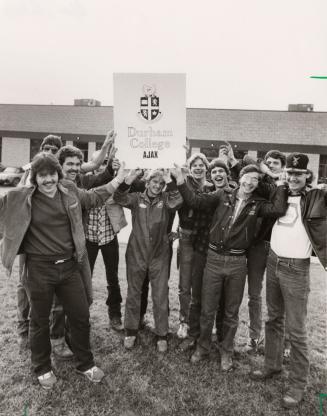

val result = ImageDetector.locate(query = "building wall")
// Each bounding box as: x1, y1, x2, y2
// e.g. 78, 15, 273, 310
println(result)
2, 137, 30, 167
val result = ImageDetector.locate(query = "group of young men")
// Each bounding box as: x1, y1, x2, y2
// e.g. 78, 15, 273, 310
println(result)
0, 132, 326, 409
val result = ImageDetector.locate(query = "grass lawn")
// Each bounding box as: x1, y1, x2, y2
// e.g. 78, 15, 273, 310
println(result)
0, 243, 326, 416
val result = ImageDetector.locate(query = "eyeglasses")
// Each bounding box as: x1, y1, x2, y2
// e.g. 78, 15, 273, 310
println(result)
43, 145, 58, 154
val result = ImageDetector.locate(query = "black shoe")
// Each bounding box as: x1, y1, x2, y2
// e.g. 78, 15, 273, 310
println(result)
110, 317, 124, 332
250, 368, 282, 381
179, 337, 197, 352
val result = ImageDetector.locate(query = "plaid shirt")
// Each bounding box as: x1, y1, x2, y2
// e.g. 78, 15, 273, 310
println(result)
86, 205, 115, 245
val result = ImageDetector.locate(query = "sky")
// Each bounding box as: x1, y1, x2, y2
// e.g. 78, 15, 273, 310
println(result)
0, 0, 326, 111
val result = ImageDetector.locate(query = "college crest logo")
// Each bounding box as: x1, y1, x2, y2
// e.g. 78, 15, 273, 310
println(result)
138, 84, 162, 123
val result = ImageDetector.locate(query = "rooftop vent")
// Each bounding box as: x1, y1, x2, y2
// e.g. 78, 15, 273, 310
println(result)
74, 99, 101, 107
288, 104, 314, 112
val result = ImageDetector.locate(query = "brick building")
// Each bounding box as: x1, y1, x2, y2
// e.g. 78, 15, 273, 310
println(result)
0, 103, 326, 182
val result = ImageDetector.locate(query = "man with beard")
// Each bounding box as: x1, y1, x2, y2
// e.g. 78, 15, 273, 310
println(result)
251, 153, 327, 409
0, 153, 124, 389
176, 153, 214, 339
172, 164, 288, 371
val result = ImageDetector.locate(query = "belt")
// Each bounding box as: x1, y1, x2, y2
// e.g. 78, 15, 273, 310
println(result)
54, 258, 73, 265
209, 243, 245, 256
27, 255, 74, 264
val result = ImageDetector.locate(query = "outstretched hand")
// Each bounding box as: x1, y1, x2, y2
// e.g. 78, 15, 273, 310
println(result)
171, 164, 185, 185
125, 168, 143, 185
104, 130, 116, 150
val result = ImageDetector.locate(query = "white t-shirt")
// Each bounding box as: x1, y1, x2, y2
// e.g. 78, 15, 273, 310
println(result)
271, 195, 312, 259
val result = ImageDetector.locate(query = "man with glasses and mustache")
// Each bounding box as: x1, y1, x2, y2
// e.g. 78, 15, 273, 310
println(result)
251, 153, 327, 409
172, 164, 288, 371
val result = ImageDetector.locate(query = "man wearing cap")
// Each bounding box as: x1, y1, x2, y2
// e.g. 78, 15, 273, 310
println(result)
251, 153, 327, 408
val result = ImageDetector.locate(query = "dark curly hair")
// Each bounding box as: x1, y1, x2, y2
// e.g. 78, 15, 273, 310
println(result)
264, 150, 286, 167
30, 152, 63, 185
239, 164, 261, 178
57, 145, 84, 166
40, 135, 63, 151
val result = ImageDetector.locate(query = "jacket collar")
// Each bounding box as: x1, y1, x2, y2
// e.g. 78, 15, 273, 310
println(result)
26, 181, 69, 196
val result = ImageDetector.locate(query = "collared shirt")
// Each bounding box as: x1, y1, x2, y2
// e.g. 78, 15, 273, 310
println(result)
86, 205, 115, 245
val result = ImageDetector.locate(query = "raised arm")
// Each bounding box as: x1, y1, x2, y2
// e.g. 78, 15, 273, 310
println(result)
113, 169, 143, 209
80, 130, 115, 173
171, 164, 224, 210
77, 162, 125, 209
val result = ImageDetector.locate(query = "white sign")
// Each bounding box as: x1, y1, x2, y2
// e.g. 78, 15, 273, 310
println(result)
114, 73, 186, 168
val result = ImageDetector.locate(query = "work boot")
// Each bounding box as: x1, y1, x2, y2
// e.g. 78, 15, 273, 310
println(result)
282, 389, 303, 409
51, 337, 74, 360
190, 348, 208, 364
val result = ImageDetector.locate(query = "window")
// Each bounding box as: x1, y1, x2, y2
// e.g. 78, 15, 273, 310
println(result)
200, 146, 247, 162
30, 138, 43, 160
318, 155, 327, 184
73, 140, 88, 162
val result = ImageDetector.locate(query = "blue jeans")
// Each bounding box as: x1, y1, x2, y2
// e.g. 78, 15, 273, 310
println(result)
197, 250, 247, 354
26, 257, 94, 376
178, 232, 195, 323
86, 236, 122, 319
246, 240, 270, 339
17, 254, 65, 340
188, 251, 207, 339
265, 249, 310, 396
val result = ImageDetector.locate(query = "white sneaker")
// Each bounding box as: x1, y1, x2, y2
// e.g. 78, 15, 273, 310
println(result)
38, 370, 57, 390
77, 366, 105, 383
177, 323, 189, 339
157, 339, 168, 353
124, 336, 136, 350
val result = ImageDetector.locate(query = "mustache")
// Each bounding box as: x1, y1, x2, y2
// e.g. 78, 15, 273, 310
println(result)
41, 181, 56, 186
67, 169, 78, 174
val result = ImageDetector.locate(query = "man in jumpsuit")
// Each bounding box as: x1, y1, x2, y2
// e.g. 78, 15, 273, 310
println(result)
114, 169, 183, 353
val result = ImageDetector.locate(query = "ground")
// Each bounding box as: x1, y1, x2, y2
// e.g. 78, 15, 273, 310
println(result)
0, 244, 326, 416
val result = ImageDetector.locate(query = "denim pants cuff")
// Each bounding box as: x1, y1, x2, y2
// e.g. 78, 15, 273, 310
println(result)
125, 328, 138, 336
76, 360, 95, 372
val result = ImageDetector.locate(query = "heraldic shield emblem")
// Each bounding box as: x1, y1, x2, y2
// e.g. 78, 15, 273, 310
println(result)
138, 84, 162, 122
